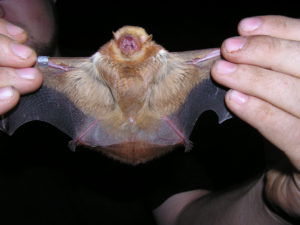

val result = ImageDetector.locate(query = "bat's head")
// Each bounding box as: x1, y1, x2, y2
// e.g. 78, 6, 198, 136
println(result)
99, 26, 163, 63
99, 25, 165, 64
113, 26, 152, 56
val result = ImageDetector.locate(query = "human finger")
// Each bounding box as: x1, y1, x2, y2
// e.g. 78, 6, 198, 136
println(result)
0, 67, 42, 94
221, 35, 300, 78
0, 86, 19, 115
238, 15, 300, 41
212, 60, 300, 118
0, 34, 36, 67
225, 89, 300, 170
0, 18, 27, 43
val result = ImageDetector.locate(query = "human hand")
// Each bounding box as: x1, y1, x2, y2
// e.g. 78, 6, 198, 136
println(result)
0, 18, 42, 115
211, 15, 300, 217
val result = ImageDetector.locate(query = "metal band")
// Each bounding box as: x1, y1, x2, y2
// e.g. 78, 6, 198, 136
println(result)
37, 56, 49, 67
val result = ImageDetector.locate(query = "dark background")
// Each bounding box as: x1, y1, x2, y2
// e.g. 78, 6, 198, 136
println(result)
56, 1, 300, 56
0, 1, 300, 225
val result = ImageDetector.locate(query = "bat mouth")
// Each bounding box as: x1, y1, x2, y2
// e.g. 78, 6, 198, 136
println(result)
118, 35, 141, 55
95, 142, 179, 165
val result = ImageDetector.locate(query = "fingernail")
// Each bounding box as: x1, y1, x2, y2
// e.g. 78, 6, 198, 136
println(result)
228, 90, 248, 104
16, 68, 37, 80
224, 37, 247, 52
6, 23, 24, 36
215, 60, 237, 74
240, 17, 262, 32
11, 43, 33, 59
0, 86, 14, 100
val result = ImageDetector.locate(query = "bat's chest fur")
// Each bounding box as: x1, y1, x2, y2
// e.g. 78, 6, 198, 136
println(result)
103, 64, 153, 119
116, 74, 146, 114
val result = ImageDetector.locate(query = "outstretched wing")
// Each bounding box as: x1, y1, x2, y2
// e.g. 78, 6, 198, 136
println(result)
173, 49, 231, 138
0, 56, 116, 149
0, 49, 231, 164
148, 48, 231, 148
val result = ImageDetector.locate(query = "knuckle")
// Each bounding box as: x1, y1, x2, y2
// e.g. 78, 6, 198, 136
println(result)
0, 68, 16, 84
0, 37, 36, 67
263, 15, 290, 31
0, 33, 10, 44
0, 18, 27, 41
0, 35, 13, 54
0, 67, 42, 94
248, 35, 280, 54
236, 64, 263, 87
244, 34, 300, 75
0, 67, 14, 76
249, 36, 300, 72
252, 99, 276, 124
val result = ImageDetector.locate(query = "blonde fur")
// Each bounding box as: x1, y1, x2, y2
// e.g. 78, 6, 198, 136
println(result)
41, 26, 216, 164
44, 26, 211, 137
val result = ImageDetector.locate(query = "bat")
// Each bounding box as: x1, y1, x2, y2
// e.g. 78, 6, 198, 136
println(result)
0, 26, 231, 165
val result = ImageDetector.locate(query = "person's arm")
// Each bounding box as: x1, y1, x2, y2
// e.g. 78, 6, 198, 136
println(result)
0, 18, 42, 115
154, 15, 300, 225
211, 15, 300, 220
176, 176, 292, 225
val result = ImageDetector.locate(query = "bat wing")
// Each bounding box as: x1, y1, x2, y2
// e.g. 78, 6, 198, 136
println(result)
176, 76, 232, 138
145, 48, 232, 150
0, 58, 86, 139
0, 84, 84, 138
0, 50, 232, 164
171, 49, 232, 138
0, 57, 117, 149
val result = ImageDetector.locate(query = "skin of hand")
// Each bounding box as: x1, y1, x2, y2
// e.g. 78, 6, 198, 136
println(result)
0, 0, 57, 115
211, 15, 300, 217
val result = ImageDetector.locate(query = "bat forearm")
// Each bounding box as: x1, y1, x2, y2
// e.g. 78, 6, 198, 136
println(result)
176, 176, 292, 225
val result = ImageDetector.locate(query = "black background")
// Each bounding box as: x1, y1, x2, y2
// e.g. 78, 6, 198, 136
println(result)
56, 1, 300, 56
0, 1, 300, 225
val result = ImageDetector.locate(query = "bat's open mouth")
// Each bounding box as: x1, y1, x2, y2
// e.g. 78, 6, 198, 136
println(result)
118, 35, 141, 55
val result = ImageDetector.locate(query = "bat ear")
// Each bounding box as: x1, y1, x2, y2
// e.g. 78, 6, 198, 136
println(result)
112, 31, 117, 39
147, 34, 153, 41
140, 34, 152, 43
